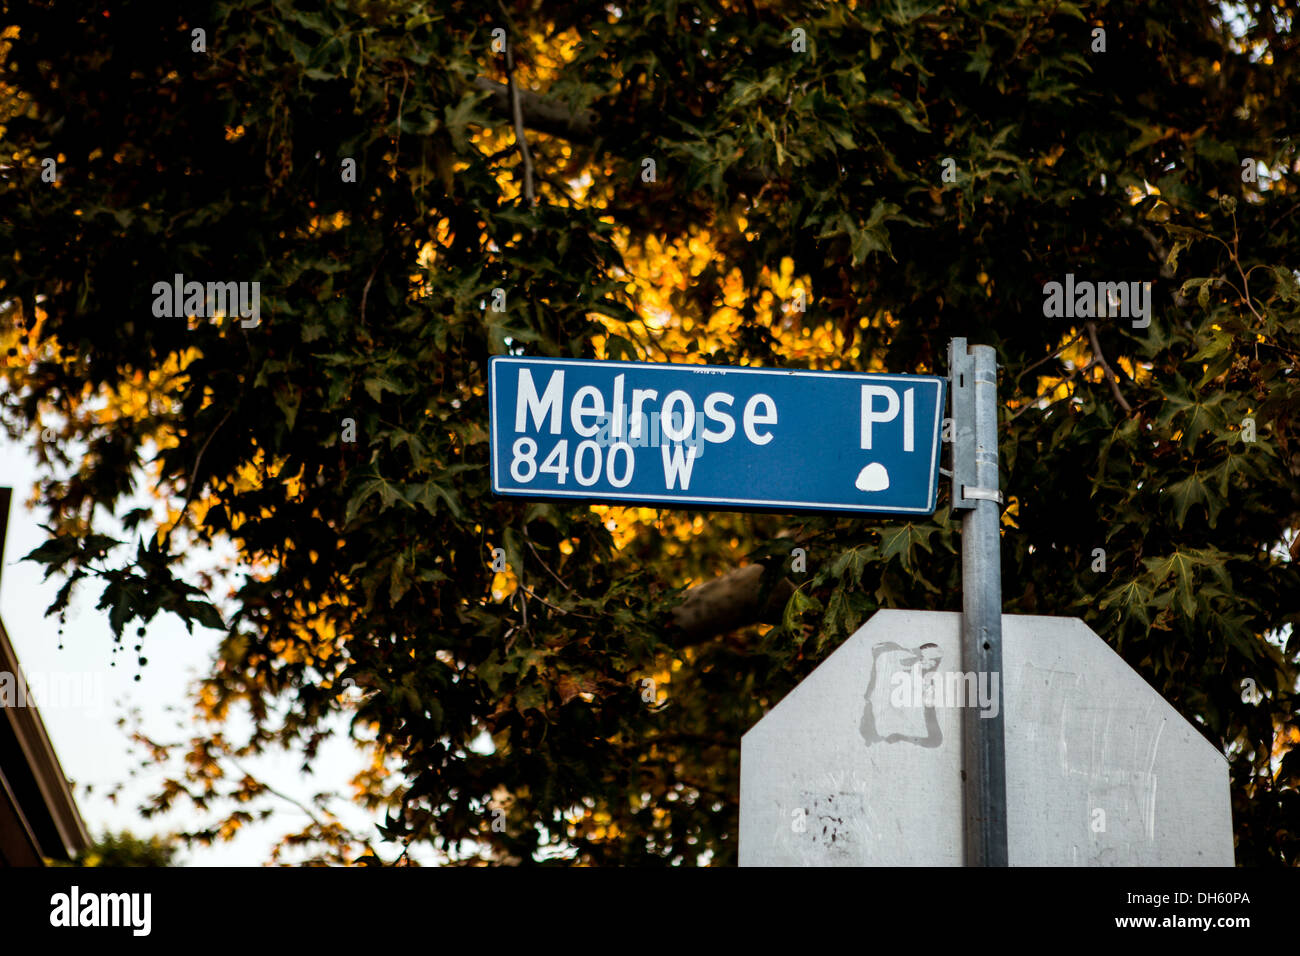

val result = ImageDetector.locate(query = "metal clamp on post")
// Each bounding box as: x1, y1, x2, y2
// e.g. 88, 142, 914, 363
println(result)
949, 339, 1003, 511
961, 486, 1003, 505
947, 338, 977, 511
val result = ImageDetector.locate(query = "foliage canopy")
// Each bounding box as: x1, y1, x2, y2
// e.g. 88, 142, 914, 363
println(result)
1, 1, 1298, 864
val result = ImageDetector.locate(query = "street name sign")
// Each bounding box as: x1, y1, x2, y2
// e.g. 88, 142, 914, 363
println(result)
489, 356, 946, 515
739, 610, 1234, 866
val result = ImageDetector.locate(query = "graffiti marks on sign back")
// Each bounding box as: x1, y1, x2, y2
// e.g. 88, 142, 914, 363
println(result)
795, 791, 865, 859
860, 641, 943, 748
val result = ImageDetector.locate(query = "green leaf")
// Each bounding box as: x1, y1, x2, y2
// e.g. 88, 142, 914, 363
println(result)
866, 93, 929, 132
443, 90, 490, 151
1190, 328, 1233, 363
186, 600, 226, 631
1099, 580, 1152, 629
1164, 473, 1210, 527
22, 536, 81, 568
830, 546, 870, 583
966, 46, 994, 80
782, 588, 821, 633
1147, 551, 1202, 619
390, 552, 411, 604
346, 476, 410, 524
1271, 265, 1300, 303
109, 595, 133, 637
878, 523, 933, 570
363, 376, 408, 402
410, 481, 464, 520
274, 388, 300, 431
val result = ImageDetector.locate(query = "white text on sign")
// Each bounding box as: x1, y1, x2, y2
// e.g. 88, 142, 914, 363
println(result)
861, 385, 916, 452
513, 369, 779, 490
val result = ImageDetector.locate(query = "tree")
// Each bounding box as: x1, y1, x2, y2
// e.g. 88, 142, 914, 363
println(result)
1, 0, 1297, 864
54, 830, 179, 868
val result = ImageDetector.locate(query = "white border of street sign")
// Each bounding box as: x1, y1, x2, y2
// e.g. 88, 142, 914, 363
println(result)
489, 356, 946, 515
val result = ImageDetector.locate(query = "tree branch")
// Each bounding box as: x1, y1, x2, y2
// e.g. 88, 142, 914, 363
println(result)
670, 563, 794, 641
495, 8, 536, 205
161, 406, 234, 549
469, 77, 772, 189
472, 77, 597, 144
1014, 330, 1084, 392
1084, 321, 1133, 414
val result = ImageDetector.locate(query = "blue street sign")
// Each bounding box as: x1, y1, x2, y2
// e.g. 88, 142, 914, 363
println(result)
489, 356, 946, 515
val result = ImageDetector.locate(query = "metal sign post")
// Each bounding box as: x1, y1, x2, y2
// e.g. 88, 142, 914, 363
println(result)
948, 338, 1009, 867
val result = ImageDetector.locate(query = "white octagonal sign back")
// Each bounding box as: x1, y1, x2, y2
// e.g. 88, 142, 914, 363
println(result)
740, 610, 1233, 866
